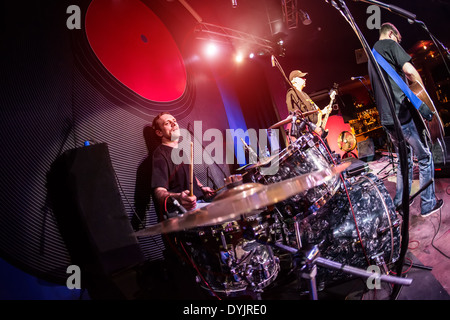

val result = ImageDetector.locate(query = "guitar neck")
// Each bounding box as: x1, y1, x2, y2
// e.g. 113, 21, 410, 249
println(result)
321, 95, 336, 129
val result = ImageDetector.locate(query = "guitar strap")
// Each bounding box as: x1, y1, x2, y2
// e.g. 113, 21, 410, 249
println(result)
372, 48, 423, 110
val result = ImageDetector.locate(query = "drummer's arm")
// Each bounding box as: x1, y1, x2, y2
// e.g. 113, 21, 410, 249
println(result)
154, 187, 197, 211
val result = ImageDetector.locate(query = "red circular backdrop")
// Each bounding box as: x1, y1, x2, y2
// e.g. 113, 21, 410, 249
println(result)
85, 0, 187, 102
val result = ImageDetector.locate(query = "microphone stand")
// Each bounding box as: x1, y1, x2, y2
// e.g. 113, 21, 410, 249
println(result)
377, 128, 396, 179
326, 0, 410, 300
414, 19, 450, 76
356, 77, 376, 106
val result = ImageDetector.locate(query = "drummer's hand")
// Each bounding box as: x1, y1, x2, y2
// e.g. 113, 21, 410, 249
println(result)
201, 186, 216, 198
179, 190, 197, 211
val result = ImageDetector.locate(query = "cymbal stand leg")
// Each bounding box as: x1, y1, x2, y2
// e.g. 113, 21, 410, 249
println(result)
294, 245, 320, 300
300, 264, 318, 300
294, 219, 302, 250
378, 129, 396, 178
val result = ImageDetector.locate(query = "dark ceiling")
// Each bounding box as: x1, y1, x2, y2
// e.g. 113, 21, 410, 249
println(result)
173, 0, 450, 92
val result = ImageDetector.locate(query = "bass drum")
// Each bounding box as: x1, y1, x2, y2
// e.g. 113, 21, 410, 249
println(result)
298, 173, 401, 285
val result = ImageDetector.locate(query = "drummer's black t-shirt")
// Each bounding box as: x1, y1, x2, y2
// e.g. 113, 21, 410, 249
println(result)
151, 144, 203, 198
368, 39, 413, 127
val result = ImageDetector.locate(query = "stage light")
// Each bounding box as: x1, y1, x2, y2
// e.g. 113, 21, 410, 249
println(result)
299, 9, 312, 26
249, 53, 255, 59
235, 53, 244, 63
205, 42, 218, 57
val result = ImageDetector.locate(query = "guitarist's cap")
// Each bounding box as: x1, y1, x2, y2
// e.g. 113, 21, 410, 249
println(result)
289, 70, 308, 81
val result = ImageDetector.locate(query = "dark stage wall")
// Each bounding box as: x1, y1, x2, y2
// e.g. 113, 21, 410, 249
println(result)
0, 0, 285, 296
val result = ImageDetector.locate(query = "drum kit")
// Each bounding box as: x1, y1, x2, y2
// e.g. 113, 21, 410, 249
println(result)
136, 110, 412, 300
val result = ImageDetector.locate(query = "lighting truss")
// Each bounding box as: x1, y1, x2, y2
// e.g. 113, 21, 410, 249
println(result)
194, 22, 275, 56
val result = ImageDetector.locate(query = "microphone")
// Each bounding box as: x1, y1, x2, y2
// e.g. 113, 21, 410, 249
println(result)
351, 76, 365, 80
271, 55, 276, 67
306, 120, 317, 132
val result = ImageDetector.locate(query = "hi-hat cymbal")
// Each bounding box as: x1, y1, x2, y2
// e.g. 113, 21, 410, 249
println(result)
269, 109, 319, 129
244, 154, 279, 170
135, 162, 350, 237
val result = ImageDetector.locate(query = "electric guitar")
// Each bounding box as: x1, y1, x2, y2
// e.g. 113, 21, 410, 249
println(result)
409, 81, 446, 159
316, 83, 339, 138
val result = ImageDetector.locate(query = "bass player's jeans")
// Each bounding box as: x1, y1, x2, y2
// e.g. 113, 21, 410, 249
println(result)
387, 119, 436, 214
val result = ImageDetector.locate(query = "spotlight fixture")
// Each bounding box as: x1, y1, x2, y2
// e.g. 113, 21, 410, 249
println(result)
205, 42, 218, 57
299, 9, 312, 26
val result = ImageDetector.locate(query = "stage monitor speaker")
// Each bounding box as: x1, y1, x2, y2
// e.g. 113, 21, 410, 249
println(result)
357, 138, 375, 162
48, 143, 145, 282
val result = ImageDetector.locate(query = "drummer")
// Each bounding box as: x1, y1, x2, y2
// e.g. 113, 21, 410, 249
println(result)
150, 112, 215, 218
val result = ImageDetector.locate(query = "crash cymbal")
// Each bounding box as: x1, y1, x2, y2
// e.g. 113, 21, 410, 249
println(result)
135, 162, 350, 237
269, 110, 319, 129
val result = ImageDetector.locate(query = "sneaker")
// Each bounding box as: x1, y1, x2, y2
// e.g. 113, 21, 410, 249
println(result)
421, 199, 444, 217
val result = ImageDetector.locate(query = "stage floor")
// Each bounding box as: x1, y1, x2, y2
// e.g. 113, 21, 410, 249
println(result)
365, 155, 450, 300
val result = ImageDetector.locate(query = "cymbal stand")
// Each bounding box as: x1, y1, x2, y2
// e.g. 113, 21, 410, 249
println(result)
378, 130, 397, 179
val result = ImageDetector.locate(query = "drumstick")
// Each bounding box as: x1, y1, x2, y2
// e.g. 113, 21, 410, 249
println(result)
189, 141, 194, 196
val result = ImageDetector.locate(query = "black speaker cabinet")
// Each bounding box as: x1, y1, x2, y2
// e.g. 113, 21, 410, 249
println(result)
48, 143, 145, 298
357, 138, 375, 162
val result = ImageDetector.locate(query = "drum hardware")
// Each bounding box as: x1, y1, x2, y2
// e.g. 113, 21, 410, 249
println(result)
240, 137, 259, 164
371, 253, 389, 275
294, 220, 303, 250
244, 155, 279, 171
269, 110, 319, 130
241, 225, 412, 300
377, 219, 401, 236
223, 174, 245, 189
377, 130, 397, 179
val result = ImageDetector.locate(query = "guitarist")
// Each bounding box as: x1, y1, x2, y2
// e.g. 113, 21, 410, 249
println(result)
368, 22, 443, 217
285, 70, 335, 140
